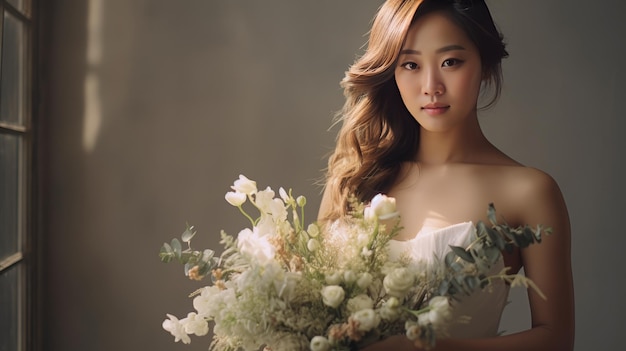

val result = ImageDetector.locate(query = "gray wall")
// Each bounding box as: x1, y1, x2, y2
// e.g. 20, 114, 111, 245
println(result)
42, 1, 625, 350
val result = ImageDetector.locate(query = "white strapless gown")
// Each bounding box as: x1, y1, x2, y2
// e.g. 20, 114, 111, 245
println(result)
387, 222, 510, 339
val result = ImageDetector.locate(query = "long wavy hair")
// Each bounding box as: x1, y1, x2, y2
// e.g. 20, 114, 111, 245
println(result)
323, 0, 508, 220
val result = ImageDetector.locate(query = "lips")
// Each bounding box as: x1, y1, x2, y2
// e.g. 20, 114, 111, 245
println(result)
421, 103, 450, 116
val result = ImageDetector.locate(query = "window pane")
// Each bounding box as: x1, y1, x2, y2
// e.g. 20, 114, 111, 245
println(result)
0, 10, 27, 126
0, 264, 20, 351
6, 0, 31, 18
0, 133, 20, 260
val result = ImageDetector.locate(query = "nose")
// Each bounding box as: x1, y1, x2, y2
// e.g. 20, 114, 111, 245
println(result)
422, 68, 445, 96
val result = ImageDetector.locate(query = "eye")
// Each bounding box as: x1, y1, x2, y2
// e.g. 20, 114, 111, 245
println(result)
442, 58, 464, 67
401, 62, 419, 70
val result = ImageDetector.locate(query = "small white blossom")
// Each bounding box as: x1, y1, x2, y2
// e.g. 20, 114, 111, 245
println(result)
307, 238, 320, 252
310, 336, 331, 351
351, 308, 381, 332
182, 312, 209, 336
321, 285, 345, 308
279, 187, 289, 202
325, 271, 342, 285
370, 193, 399, 220
162, 314, 191, 344
231, 174, 257, 195
356, 272, 373, 289
379, 297, 401, 321
419, 296, 452, 327
225, 191, 246, 206
343, 270, 357, 284
347, 294, 374, 314
307, 223, 320, 237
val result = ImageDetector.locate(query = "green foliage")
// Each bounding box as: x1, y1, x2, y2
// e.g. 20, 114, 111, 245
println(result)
438, 203, 551, 299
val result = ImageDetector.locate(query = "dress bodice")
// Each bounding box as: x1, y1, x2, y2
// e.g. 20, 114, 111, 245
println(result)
387, 222, 510, 339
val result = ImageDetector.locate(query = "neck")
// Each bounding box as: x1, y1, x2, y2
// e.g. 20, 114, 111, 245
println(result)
415, 115, 491, 165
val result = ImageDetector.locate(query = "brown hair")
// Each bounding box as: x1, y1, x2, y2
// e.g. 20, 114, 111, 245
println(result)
323, 0, 508, 220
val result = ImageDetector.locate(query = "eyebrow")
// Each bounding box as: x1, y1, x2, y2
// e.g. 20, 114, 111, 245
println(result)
399, 44, 466, 55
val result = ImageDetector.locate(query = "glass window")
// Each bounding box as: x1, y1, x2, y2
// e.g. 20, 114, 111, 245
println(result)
1, 10, 27, 126
0, 1, 35, 350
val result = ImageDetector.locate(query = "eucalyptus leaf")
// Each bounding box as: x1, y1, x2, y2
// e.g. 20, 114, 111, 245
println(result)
182, 225, 197, 243
450, 245, 475, 263
444, 251, 457, 267
171, 238, 182, 259
487, 227, 505, 250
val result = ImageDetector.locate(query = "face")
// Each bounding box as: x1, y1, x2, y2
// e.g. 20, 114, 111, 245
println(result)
394, 11, 483, 133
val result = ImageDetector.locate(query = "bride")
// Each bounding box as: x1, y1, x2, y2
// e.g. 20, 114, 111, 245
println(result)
318, 0, 574, 350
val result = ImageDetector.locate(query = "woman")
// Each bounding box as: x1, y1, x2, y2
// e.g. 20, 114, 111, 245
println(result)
318, 0, 574, 350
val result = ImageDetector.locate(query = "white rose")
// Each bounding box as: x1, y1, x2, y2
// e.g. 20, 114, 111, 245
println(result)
356, 272, 373, 289
383, 267, 415, 298
321, 285, 345, 308
351, 308, 381, 332
310, 336, 331, 351
347, 294, 374, 314
370, 194, 399, 220
231, 174, 257, 195
224, 191, 246, 206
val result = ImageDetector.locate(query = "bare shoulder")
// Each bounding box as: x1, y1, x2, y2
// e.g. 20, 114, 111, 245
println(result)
493, 165, 568, 229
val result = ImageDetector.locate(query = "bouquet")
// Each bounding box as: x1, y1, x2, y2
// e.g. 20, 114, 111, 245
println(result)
160, 175, 548, 350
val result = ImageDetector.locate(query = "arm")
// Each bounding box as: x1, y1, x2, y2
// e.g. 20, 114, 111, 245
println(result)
364, 170, 575, 351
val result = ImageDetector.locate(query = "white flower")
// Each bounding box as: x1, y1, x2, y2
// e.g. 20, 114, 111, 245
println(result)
419, 296, 452, 327
162, 314, 191, 344
383, 267, 415, 298
370, 194, 399, 220
231, 174, 257, 195
363, 206, 376, 222
225, 191, 246, 206
347, 294, 374, 314
325, 271, 342, 285
310, 336, 331, 351
236, 228, 275, 264
321, 285, 345, 308
356, 272, 373, 289
343, 270, 357, 284
405, 321, 421, 340
351, 308, 381, 332
279, 187, 289, 202
275, 272, 302, 302
269, 198, 288, 222
182, 312, 209, 336
307, 238, 320, 252
379, 297, 401, 321
307, 223, 320, 237
255, 187, 276, 212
